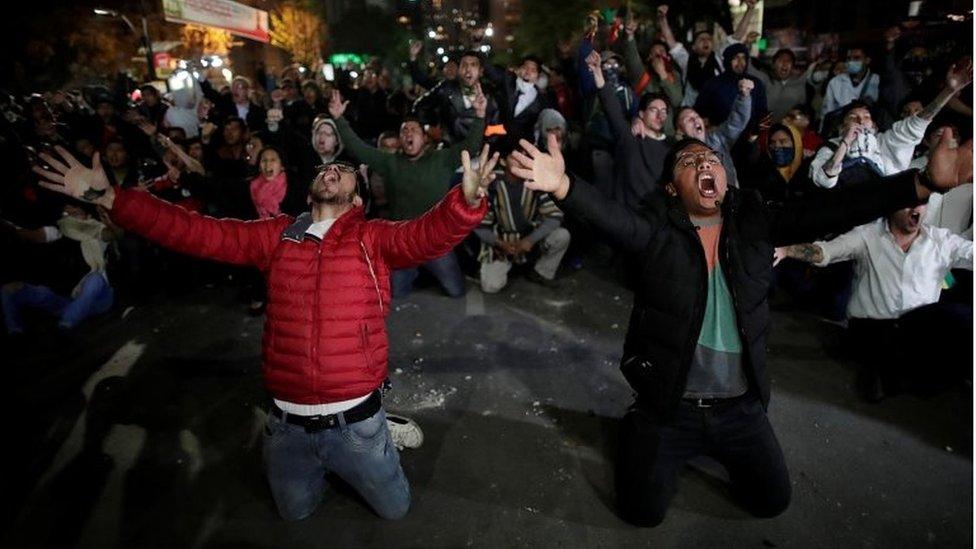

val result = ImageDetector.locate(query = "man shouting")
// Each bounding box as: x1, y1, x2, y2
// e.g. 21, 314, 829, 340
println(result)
32, 144, 499, 521
510, 131, 971, 526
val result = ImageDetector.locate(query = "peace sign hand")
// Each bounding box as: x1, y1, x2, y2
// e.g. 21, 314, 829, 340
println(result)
461, 144, 500, 205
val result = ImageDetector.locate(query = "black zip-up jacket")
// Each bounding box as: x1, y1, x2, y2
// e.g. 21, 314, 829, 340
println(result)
557, 169, 921, 419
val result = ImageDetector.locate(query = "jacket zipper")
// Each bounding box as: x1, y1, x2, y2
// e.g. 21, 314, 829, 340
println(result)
360, 241, 384, 315
311, 242, 322, 397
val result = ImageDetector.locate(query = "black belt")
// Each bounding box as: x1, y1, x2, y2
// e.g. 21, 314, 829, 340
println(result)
681, 392, 752, 409
270, 390, 382, 433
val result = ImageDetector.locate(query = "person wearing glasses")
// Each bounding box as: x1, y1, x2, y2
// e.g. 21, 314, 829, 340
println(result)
508, 131, 972, 527
30, 143, 500, 522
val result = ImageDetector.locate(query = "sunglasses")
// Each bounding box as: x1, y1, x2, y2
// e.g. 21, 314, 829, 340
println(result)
317, 161, 357, 174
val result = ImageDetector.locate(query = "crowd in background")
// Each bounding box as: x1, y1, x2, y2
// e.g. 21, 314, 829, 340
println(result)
1, 0, 972, 403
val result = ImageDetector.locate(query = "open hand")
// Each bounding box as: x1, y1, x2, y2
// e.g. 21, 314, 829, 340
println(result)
657, 5, 669, 19
510, 134, 570, 199
461, 144, 500, 205
31, 145, 115, 209
926, 137, 973, 191
586, 50, 605, 88
409, 40, 423, 61
328, 89, 349, 119
946, 59, 973, 93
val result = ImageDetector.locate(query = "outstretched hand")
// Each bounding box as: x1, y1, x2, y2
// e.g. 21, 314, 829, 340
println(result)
461, 144, 500, 205
31, 145, 115, 209
328, 89, 349, 119
926, 137, 973, 192
946, 59, 973, 93
510, 134, 570, 199
586, 50, 605, 88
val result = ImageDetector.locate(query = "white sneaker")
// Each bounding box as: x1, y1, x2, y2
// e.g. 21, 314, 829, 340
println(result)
386, 413, 423, 450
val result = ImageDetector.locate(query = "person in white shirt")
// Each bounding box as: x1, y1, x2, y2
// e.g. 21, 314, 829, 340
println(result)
810, 60, 973, 189
776, 198, 973, 402
820, 47, 880, 122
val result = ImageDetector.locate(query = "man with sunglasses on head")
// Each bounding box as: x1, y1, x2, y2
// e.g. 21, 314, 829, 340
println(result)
510, 129, 973, 527
31, 142, 499, 522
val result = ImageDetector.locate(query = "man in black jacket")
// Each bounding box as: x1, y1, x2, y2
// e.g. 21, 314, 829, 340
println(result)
412, 50, 499, 144
510, 133, 972, 527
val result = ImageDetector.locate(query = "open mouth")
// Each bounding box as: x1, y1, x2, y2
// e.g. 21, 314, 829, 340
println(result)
910, 212, 921, 224
698, 172, 717, 198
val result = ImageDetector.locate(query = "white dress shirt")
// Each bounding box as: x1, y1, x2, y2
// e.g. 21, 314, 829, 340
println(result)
809, 114, 929, 189
814, 219, 973, 319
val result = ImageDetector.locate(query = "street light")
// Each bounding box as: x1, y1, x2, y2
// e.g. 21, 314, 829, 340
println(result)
94, 7, 157, 81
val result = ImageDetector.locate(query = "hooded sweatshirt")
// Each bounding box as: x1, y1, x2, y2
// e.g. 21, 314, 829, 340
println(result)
693, 43, 768, 130
164, 80, 203, 138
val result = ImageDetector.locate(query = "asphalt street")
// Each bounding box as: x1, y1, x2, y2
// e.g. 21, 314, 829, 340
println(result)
2, 264, 971, 548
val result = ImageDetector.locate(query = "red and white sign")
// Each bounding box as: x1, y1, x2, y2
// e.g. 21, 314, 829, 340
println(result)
162, 0, 270, 43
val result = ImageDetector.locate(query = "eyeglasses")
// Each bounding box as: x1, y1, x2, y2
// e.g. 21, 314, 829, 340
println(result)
317, 161, 357, 175
674, 151, 722, 170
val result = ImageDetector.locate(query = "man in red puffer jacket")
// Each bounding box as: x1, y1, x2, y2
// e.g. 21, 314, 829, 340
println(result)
32, 143, 500, 522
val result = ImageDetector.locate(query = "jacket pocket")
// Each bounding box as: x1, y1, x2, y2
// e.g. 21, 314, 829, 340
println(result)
360, 322, 373, 372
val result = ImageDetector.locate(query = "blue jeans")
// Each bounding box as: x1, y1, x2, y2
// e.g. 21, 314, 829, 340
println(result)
262, 407, 411, 521
1, 272, 114, 333
391, 252, 465, 298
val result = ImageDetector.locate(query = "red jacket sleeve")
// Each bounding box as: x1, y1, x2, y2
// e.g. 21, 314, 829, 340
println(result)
110, 188, 289, 270
367, 186, 487, 270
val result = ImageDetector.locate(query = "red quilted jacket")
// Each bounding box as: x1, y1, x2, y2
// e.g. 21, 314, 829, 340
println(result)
111, 186, 487, 403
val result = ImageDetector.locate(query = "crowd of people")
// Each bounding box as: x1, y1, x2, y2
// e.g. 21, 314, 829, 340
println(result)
1, 0, 973, 528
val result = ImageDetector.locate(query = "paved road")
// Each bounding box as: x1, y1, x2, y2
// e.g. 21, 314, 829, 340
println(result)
2, 266, 971, 548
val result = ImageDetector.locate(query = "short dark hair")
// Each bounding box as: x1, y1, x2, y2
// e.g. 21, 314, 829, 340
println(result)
377, 130, 399, 143
675, 106, 697, 120
257, 144, 285, 165
400, 115, 424, 130
639, 92, 671, 113
772, 48, 796, 64
661, 137, 713, 182
224, 116, 247, 131
789, 103, 815, 120
841, 100, 872, 118
520, 55, 543, 69
459, 50, 483, 65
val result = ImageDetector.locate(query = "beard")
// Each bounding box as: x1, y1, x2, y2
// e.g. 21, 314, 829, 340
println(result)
310, 187, 356, 205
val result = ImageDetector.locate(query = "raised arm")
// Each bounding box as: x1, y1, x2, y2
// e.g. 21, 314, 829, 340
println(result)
31, 146, 283, 269
444, 84, 487, 161
657, 5, 678, 50
510, 135, 654, 252
770, 139, 974, 246
370, 145, 496, 269
588, 50, 632, 142
732, 0, 759, 43
408, 40, 438, 89
622, 21, 650, 90
329, 90, 391, 172
712, 80, 753, 149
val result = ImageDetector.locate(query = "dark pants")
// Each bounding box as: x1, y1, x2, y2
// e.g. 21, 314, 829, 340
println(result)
848, 301, 974, 390
616, 395, 791, 527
